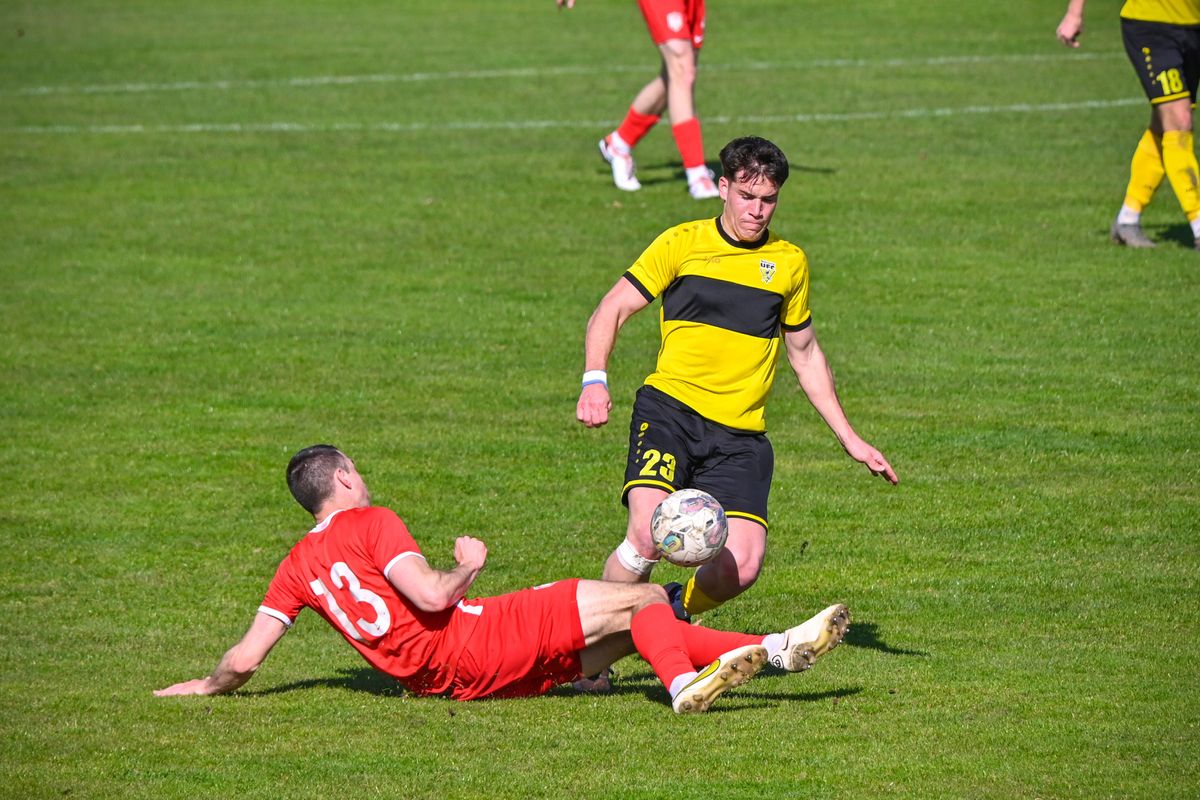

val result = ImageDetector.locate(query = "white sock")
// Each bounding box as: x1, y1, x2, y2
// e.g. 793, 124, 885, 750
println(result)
668, 671, 699, 699
1116, 204, 1141, 226
685, 165, 711, 184
609, 131, 632, 155
1190, 217, 1200, 238
761, 633, 784, 662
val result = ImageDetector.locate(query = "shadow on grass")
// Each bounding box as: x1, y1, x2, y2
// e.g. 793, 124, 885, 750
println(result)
1147, 222, 1196, 249
247, 665, 865, 712
549, 667, 865, 711
244, 618, 917, 701
245, 668, 406, 697
845, 620, 928, 657
610, 158, 837, 189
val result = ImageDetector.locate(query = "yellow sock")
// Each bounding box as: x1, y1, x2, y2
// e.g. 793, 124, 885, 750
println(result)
682, 576, 723, 615
1161, 129, 1200, 222
1123, 128, 1165, 212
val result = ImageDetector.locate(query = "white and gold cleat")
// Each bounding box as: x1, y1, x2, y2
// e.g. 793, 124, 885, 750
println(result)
772, 604, 850, 672
671, 644, 767, 714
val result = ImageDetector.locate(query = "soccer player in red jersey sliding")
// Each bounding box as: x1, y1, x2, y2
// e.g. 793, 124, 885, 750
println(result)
155, 445, 849, 714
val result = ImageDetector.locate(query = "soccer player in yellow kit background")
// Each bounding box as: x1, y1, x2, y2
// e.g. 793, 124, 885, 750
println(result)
1057, 0, 1200, 248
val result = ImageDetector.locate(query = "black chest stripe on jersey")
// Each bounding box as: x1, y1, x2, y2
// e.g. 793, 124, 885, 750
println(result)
661, 275, 783, 339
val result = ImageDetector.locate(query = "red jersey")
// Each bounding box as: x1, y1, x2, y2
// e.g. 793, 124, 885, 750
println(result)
259, 506, 482, 695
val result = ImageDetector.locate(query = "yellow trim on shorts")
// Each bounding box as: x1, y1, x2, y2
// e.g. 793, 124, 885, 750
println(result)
726, 510, 769, 531
1152, 91, 1192, 104
623, 479, 676, 495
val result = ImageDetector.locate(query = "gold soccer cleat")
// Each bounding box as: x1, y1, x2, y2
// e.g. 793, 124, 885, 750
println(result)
771, 604, 850, 672
671, 644, 767, 714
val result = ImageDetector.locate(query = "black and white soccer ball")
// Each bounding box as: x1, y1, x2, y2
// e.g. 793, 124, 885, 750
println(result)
650, 489, 728, 567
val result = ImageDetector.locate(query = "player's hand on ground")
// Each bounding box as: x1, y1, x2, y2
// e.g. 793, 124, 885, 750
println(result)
843, 438, 899, 485
153, 678, 211, 697
455, 536, 488, 570
556, 0, 575, 9
576, 384, 612, 428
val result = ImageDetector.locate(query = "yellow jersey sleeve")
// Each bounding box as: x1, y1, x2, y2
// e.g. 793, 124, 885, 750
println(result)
626, 221, 703, 299
779, 246, 812, 330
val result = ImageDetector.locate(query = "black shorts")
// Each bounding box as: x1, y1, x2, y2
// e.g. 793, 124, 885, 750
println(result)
1121, 17, 1200, 105
622, 385, 773, 528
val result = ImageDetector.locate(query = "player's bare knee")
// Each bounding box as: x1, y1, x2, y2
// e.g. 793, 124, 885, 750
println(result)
666, 62, 696, 89
1156, 99, 1194, 132
631, 582, 668, 614
733, 568, 759, 594
734, 553, 764, 587
659, 45, 696, 81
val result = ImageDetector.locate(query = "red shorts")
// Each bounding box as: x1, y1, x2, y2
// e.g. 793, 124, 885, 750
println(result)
447, 579, 585, 700
637, 0, 706, 49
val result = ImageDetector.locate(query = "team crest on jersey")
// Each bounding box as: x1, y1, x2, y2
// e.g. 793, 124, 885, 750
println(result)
667, 11, 684, 31
760, 260, 776, 284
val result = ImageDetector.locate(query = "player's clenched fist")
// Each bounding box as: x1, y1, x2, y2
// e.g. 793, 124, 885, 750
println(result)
455, 536, 488, 570
576, 384, 612, 428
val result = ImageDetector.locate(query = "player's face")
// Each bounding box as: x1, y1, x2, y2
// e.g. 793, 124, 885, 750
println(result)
718, 172, 780, 242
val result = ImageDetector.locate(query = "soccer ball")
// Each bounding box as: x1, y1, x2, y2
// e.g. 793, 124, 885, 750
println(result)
650, 489, 728, 567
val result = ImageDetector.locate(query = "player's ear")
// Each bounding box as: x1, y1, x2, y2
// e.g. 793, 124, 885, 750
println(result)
718, 175, 729, 199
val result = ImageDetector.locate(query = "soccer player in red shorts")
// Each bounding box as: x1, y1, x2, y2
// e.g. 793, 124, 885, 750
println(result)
154, 445, 850, 714
559, 0, 719, 199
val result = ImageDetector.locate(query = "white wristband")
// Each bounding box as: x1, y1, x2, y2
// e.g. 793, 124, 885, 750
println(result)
582, 369, 608, 388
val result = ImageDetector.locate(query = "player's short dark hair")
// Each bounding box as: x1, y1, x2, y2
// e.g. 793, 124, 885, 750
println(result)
286, 444, 348, 514
719, 136, 789, 187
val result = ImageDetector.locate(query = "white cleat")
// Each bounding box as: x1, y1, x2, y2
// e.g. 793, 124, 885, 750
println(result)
772, 604, 850, 672
598, 136, 641, 191
687, 174, 720, 199
671, 644, 767, 714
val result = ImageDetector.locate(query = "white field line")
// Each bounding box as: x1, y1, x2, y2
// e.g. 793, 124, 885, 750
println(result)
8, 51, 1123, 97
4, 97, 1145, 136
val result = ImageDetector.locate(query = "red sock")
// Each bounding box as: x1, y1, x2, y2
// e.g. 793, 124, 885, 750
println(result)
616, 108, 660, 149
630, 603, 697, 687
671, 118, 706, 170
677, 624, 763, 669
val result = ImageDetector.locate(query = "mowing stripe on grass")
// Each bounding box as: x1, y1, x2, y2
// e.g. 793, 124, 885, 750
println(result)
3, 97, 1145, 136
8, 51, 1123, 97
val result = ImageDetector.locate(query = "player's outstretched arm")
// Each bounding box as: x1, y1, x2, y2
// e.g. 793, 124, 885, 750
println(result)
385, 536, 487, 612
783, 326, 899, 485
577, 278, 650, 428
1056, 0, 1087, 47
154, 613, 287, 696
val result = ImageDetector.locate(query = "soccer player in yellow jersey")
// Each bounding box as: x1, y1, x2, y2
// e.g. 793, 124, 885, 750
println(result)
1057, 0, 1200, 248
576, 136, 898, 630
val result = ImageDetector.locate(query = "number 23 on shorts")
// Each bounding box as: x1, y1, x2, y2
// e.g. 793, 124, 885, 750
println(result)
638, 448, 677, 482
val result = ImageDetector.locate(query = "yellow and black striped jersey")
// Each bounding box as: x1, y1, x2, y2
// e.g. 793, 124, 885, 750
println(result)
1121, 0, 1200, 25
624, 217, 811, 432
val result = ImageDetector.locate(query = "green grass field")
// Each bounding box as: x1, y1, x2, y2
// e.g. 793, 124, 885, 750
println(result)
2, 0, 1198, 797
